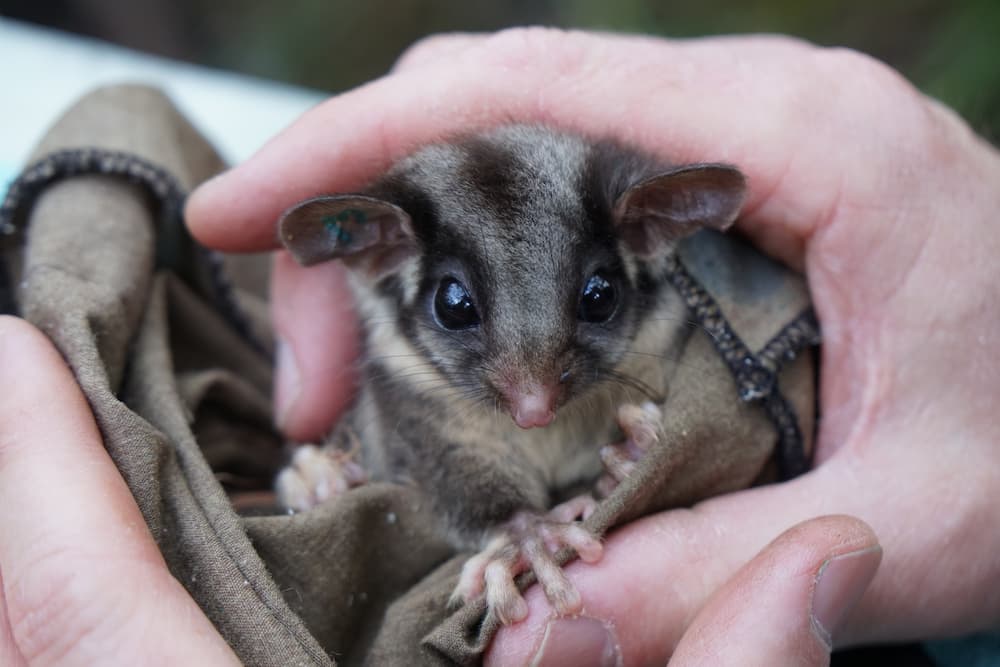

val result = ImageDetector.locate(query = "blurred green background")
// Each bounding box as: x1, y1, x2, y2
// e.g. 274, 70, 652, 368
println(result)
3, 0, 999, 140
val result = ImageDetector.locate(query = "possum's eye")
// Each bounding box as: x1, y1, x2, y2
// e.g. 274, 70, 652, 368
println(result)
434, 277, 480, 330
578, 272, 618, 323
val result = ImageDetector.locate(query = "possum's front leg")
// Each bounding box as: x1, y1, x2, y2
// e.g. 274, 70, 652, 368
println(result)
451, 496, 603, 624
275, 442, 368, 512
419, 441, 602, 624
456, 403, 662, 622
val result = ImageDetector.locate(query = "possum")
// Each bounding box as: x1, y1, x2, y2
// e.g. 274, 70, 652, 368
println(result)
274, 125, 758, 624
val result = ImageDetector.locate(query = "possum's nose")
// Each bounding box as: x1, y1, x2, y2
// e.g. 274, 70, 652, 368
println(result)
499, 380, 559, 429
511, 387, 556, 428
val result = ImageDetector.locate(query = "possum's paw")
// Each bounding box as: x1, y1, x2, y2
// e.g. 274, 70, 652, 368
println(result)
275, 444, 367, 512
449, 497, 602, 624
596, 401, 663, 497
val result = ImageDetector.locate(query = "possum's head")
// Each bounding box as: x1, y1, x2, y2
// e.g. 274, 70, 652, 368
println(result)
279, 126, 745, 428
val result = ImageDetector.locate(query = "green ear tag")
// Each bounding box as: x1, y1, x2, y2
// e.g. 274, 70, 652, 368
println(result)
322, 214, 354, 244
279, 196, 411, 268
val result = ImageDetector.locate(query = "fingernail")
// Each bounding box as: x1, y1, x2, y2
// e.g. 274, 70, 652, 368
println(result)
530, 617, 620, 667
811, 546, 882, 650
274, 339, 301, 429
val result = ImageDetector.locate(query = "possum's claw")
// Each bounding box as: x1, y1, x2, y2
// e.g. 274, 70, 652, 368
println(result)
451, 497, 602, 624
596, 401, 663, 497
276, 443, 368, 512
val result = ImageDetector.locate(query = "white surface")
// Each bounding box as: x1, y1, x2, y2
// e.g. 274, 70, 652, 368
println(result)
0, 17, 327, 185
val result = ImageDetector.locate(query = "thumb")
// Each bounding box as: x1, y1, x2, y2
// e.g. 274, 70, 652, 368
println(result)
0, 316, 239, 664
669, 515, 882, 666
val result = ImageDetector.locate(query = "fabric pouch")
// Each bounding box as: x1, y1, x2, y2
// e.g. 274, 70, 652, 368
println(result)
0, 84, 818, 666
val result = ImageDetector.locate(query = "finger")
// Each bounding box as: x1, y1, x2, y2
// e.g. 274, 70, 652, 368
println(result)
669, 515, 881, 667
188, 31, 805, 251
271, 250, 360, 439
0, 316, 239, 665
187, 32, 925, 264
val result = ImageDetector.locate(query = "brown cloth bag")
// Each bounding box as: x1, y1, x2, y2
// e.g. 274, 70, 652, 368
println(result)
1, 84, 818, 666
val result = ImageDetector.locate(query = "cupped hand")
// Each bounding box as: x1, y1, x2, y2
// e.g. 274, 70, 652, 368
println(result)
186, 30, 1000, 662
0, 316, 238, 666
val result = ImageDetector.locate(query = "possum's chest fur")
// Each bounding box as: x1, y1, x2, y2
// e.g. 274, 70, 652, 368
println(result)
349, 380, 615, 495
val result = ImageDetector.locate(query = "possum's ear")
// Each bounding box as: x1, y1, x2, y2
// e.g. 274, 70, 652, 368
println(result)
613, 164, 747, 258
279, 195, 417, 277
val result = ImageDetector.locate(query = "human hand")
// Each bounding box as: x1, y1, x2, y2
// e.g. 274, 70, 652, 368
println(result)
186, 30, 1000, 662
522, 515, 881, 667
0, 316, 238, 666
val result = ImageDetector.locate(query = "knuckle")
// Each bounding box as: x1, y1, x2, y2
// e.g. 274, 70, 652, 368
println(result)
794, 45, 955, 185
814, 46, 910, 89
393, 33, 463, 71
395, 26, 586, 77
477, 26, 587, 75
809, 46, 933, 136
483, 26, 559, 52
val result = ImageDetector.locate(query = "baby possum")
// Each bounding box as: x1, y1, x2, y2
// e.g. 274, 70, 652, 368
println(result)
275, 125, 749, 624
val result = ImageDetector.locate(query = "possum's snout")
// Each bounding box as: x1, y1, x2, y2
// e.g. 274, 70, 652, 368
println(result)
491, 368, 569, 429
